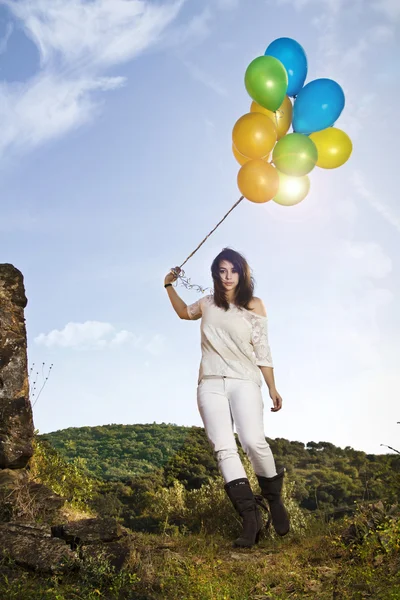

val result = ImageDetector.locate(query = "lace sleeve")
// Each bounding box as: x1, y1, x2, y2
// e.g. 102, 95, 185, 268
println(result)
187, 299, 202, 320
186, 294, 212, 320
250, 315, 274, 367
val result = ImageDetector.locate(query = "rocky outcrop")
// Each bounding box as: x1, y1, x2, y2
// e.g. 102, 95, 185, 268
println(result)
0, 518, 132, 574
51, 517, 127, 547
0, 264, 34, 469
0, 266, 134, 577
0, 467, 65, 523
0, 522, 78, 573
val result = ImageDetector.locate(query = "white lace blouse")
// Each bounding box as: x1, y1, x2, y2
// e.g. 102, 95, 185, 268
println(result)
187, 294, 273, 387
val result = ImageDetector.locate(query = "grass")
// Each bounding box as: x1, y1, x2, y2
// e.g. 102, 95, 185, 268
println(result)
1, 516, 399, 600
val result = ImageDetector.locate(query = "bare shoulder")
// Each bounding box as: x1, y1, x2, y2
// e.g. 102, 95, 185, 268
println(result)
248, 296, 267, 317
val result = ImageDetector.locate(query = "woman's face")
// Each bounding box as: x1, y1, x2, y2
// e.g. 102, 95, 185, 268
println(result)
219, 260, 239, 292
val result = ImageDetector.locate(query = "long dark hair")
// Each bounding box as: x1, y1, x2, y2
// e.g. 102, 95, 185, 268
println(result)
211, 248, 255, 311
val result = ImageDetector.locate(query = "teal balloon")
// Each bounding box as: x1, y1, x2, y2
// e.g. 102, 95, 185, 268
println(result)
293, 78, 345, 134
272, 133, 318, 176
245, 55, 288, 112
265, 37, 307, 97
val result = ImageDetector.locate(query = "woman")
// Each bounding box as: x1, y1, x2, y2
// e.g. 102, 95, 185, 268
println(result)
164, 248, 289, 547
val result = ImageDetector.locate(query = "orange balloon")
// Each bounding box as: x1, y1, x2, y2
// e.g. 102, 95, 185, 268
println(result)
232, 112, 277, 159
237, 159, 279, 204
251, 96, 292, 139
232, 144, 271, 166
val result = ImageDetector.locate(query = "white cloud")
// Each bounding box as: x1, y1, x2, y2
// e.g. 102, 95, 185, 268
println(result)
34, 320, 167, 356
277, 0, 393, 84
297, 2, 396, 140
352, 171, 400, 234
341, 25, 394, 69
0, 73, 125, 154
0, 21, 13, 55
373, 0, 400, 20
109, 330, 139, 348
0, 0, 184, 156
183, 60, 227, 96
166, 7, 212, 48
145, 333, 166, 356
318, 239, 394, 370
35, 321, 117, 348
336, 240, 392, 280
3, 0, 183, 69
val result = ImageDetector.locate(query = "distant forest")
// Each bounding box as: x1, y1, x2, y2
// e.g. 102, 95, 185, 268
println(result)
40, 423, 400, 512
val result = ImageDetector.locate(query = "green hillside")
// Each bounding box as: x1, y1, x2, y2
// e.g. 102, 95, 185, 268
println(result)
39, 423, 400, 512
40, 423, 193, 480
7, 427, 397, 598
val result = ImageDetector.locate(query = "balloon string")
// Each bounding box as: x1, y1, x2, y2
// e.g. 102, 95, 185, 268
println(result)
170, 196, 244, 293
178, 196, 244, 269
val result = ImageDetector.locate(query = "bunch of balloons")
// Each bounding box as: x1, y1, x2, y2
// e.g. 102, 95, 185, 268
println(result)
232, 37, 352, 206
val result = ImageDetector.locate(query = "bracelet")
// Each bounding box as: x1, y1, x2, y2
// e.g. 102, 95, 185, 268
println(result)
164, 283, 172, 288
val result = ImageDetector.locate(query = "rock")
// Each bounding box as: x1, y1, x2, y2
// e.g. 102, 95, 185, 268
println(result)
0, 468, 65, 522
27, 481, 66, 514
0, 522, 77, 573
0, 517, 133, 574
0, 467, 27, 488
52, 517, 127, 548
51, 518, 132, 573
0, 468, 29, 521
0, 264, 34, 469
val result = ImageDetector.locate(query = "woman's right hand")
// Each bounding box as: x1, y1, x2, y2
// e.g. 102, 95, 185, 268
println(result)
164, 267, 181, 286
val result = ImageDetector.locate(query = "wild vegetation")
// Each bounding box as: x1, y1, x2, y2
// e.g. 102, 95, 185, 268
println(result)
41, 423, 400, 518
0, 424, 399, 599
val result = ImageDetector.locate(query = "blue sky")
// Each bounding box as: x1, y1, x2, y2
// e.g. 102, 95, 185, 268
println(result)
1, 0, 399, 455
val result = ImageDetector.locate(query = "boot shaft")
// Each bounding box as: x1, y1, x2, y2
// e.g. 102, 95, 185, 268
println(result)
257, 468, 285, 501
224, 478, 263, 548
224, 478, 257, 516
256, 468, 290, 537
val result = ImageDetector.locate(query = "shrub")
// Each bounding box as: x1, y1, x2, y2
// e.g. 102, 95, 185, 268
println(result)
145, 455, 309, 538
29, 436, 96, 510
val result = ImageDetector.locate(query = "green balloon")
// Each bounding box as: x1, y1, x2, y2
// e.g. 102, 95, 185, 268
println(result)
245, 56, 288, 112
272, 133, 318, 176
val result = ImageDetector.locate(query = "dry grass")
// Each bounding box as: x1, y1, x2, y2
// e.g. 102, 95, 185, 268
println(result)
0, 521, 399, 599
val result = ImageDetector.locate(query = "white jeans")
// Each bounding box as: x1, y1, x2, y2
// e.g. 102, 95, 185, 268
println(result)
197, 376, 277, 484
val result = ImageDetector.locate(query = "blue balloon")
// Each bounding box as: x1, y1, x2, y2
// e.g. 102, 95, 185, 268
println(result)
265, 37, 307, 97
293, 79, 345, 135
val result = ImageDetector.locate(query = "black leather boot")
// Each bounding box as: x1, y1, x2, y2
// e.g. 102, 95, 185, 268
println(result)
256, 467, 290, 537
224, 478, 263, 548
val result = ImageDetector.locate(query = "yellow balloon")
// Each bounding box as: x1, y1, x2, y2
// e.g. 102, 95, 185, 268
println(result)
237, 159, 279, 204
309, 127, 353, 169
232, 144, 271, 166
251, 96, 292, 139
232, 112, 277, 159
273, 171, 310, 206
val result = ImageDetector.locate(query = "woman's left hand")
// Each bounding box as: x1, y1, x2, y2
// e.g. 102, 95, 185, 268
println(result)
269, 388, 283, 412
